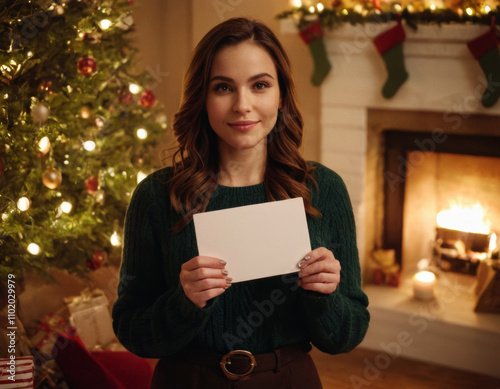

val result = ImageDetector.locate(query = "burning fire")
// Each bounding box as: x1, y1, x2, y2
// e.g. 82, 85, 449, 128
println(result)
436, 204, 491, 234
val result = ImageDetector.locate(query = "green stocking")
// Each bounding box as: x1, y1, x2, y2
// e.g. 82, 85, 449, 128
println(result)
299, 19, 331, 87
373, 22, 408, 99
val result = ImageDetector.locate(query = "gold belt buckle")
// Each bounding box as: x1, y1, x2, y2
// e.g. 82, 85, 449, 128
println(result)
220, 350, 257, 380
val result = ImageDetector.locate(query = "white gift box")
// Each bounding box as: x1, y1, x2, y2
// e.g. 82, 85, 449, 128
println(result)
66, 289, 115, 350
66, 289, 109, 316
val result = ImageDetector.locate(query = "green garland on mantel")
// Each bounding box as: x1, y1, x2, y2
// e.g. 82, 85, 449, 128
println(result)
276, 6, 500, 31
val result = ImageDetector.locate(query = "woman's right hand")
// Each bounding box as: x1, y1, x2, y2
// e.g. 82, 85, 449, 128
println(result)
180, 256, 231, 308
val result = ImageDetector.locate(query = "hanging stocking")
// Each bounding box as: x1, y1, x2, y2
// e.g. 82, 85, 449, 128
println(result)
299, 19, 331, 86
373, 21, 408, 99
467, 22, 500, 108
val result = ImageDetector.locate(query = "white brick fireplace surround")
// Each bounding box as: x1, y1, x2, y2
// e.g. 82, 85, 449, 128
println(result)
282, 21, 500, 378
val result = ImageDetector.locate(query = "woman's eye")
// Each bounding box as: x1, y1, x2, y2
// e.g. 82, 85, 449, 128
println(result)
215, 84, 231, 92
254, 82, 268, 90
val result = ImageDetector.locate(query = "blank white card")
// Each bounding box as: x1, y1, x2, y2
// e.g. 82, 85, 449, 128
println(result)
193, 197, 311, 283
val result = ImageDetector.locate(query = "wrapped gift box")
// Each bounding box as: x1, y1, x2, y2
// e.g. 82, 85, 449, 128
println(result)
0, 356, 34, 389
65, 289, 116, 350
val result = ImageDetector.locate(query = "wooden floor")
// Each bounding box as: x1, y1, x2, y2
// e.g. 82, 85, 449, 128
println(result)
311, 347, 500, 389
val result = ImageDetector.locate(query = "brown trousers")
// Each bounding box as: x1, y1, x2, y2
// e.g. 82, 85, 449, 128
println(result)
150, 346, 323, 389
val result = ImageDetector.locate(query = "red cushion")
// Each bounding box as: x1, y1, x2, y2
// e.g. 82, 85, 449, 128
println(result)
53, 333, 125, 389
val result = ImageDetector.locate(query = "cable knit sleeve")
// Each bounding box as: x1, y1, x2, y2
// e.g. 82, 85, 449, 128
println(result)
299, 163, 370, 354
111, 171, 216, 358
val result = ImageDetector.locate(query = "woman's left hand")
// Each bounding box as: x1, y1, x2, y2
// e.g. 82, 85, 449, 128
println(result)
297, 247, 341, 294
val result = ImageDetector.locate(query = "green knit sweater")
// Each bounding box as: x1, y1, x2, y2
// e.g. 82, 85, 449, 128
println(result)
112, 162, 369, 358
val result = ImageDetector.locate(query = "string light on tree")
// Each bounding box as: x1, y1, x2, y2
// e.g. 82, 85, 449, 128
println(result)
136, 128, 148, 139
17, 197, 31, 211
110, 219, 122, 247
129, 83, 140, 94
83, 140, 96, 151
99, 19, 112, 30
38, 136, 51, 155
27, 243, 41, 256
110, 230, 121, 247
59, 201, 73, 214
137, 170, 147, 184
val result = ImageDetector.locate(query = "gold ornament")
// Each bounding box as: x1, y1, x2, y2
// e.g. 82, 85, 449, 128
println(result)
31, 102, 50, 124
80, 106, 92, 119
42, 167, 62, 189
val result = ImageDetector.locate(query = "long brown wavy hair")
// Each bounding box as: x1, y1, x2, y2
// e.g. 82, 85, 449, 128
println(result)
169, 17, 320, 232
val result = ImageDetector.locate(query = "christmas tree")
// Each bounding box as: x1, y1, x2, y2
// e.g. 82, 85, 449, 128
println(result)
0, 0, 167, 281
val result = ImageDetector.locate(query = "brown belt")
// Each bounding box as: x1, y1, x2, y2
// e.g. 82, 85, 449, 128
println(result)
179, 343, 312, 380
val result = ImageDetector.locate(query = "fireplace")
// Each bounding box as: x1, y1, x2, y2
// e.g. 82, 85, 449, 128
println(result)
304, 21, 500, 378
359, 109, 500, 378
379, 117, 500, 274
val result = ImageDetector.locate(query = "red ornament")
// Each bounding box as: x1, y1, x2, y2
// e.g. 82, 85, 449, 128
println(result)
85, 175, 98, 192
77, 56, 97, 76
118, 89, 133, 104
39, 80, 53, 94
86, 251, 108, 270
140, 90, 156, 108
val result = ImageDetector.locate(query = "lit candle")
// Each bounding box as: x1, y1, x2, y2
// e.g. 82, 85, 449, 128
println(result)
413, 271, 436, 300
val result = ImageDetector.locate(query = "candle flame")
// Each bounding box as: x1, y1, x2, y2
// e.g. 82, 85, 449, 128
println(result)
436, 204, 491, 234
414, 270, 436, 283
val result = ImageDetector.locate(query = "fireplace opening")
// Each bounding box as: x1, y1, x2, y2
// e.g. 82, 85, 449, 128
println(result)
382, 130, 500, 275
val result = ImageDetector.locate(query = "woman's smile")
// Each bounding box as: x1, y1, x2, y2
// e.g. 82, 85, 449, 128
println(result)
227, 120, 261, 132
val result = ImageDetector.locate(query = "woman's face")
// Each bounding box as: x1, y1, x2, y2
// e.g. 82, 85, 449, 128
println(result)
206, 41, 282, 156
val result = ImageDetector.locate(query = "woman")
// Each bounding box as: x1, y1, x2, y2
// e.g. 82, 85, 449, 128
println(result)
112, 17, 369, 388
